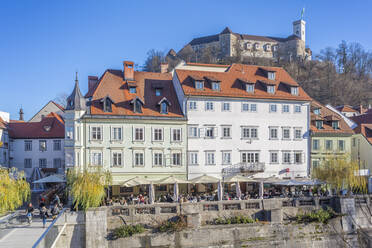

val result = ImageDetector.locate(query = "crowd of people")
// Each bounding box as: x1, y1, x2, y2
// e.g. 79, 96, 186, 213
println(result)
25, 194, 63, 228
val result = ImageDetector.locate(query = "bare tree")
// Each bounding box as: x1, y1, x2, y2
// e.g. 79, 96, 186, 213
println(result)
53, 92, 69, 108
143, 49, 165, 72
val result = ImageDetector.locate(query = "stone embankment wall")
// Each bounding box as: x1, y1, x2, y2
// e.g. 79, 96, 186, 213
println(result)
53, 196, 372, 248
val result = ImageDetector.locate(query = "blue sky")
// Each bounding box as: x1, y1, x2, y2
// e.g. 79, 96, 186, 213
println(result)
1, 0, 371, 120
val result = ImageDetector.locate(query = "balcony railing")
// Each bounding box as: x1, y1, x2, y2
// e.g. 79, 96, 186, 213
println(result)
222, 162, 265, 177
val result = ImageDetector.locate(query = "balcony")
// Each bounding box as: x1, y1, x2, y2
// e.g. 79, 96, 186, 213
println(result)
222, 162, 265, 177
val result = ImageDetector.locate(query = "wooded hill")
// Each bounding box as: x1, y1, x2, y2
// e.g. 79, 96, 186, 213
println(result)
143, 41, 372, 107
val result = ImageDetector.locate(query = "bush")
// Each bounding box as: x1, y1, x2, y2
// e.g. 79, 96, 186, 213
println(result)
112, 224, 145, 239
214, 215, 255, 225
157, 215, 187, 233
296, 208, 337, 224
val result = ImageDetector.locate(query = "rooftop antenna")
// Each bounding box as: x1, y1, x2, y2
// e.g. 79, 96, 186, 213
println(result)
301, 7, 305, 20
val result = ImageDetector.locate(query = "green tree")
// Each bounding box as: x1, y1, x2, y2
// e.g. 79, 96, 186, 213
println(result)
312, 156, 367, 193
0, 167, 30, 214
67, 168, 112, 211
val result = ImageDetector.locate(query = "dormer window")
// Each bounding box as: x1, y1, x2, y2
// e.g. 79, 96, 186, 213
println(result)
254, 43, 260, 50
131, 97, 144, 113
129, 87, 136, 94
268, 72, 276, 80
314, 108, 321, 115
195, 81, 204, 90
265, 44, 271, 51
316, 120, 323, 129
101, 96, 114, 112
158, 98, 171, 115
273, 45, 278, 52
155, 88, 162, 96
245, 43, 252, 49
43, 125, 51, 132
160, 102, 168, 114
211, 82, 220, 91
246, 84, 254, 93
267, 85, 275, 94
332, 121, 339, 130
291, 86, 299, 96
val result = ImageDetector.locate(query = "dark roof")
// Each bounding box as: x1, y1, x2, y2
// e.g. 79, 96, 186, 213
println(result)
189, 34, 219, 46
66, 76, 86, 111
8, 113, 65, 139
220, 27, 233, 34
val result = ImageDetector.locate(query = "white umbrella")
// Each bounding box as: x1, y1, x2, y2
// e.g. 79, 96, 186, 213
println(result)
236, 182, 242, 200
149, 183, 155, 204
122, 176, 151, 187
155, 175, 189, 184
33, 174, 65, 183
217, 180, 223, 201
190, 174, 220, 184
173, 183, 179, 202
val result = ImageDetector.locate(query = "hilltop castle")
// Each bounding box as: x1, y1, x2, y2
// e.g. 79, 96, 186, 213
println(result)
176, 18, 311, 62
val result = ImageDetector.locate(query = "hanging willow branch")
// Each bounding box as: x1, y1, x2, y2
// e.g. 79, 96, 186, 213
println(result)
0, 167, 30, 214
312, 155, 367, 193
67, 167, 112, 211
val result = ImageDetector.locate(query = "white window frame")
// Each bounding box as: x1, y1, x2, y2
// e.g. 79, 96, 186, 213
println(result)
188, 125, 199, 138
250, 103, 257, 112
269, 104, 277, 113
39, 140, 47, 152
282, 104, 290, 113
24, 140, 32, 151
242, 103, 249, 112
325, 140, 333, 151
294, 105, 301, 113
241, 126, 258, 139
90, 151, 102, 166
205, 101, 214, 111
267, 85, 275, 94
312, 139, 320, 150
294, 127, 302, 140
246, 84, 254, 93
268, 72, 276, 80
221, 125, 232, 139
153, 128, 164, 142
269, 151, 279, 164
294, 151, 303, 164
338, 140, 345, 152
282, 127, 291, 140
195, 81, 204, 90
111, 127, 123, 141
188, 101, 197, 111
53, 158, 62, 168
222, 151, 232, 165
211, 82, 220, 91
66, 126, 74, 140
171, 128, 182, 142
282, 151, 291, 164
39, 158, 47, 168
153, 151, 164, 167
24, 158, 32, 168
91, 126, 102, 141
112, 151, 123, 167
134, 127, 145, 141
171, 151, 182, 166
222, 102, 231, 112
269, 127, 278, 140
241, 151, 260, 163
188, 151, 198, 166
53, 140, 61, 151
133, 150, 145, 167
205, 151, 216, 165
205, 126, 216, 139
291, 87, 299, 96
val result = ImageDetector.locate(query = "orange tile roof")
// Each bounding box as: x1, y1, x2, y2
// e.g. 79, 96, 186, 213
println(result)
336, 105, 358, 113
89, 70, 184, 118
310, 101, 354, 134
8, 113, 64, 139
0, 117, 7, 129
175, 63, 312, 101
351, 113, 372, 144
52, 101, 65, 111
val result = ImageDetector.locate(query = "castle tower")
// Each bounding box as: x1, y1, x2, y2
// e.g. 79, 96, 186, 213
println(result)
293, 19, 306, 42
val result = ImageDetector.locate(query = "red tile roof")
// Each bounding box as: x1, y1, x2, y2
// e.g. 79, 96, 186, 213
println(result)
89, 70, 184, 118
8, 113, 65, 139
310, 101, 354, 134
336, 105, 358, 113
175, 63, 311, 101
351, 113, 372, 144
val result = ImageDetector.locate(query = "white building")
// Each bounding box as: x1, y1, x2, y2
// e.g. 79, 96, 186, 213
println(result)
8, 112, 65, 179
0, 111, 10, 167
172, 63, 312, 179
64, 62, 187, 194
29, 101, 65, 122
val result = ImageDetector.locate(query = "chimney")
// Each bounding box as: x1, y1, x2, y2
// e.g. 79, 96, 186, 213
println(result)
160, 63, 169, 73
123, 61, 134, 80
88, 76, 98, 92
19, 108, 24, 121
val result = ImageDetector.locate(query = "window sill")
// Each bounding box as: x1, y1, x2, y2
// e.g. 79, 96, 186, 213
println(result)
222, 163, 232, 166
205, 164, 216, 166
241, 138, 259, 140
293, 139, 302, 141
171, 141, 182, 143
188, 164, 199, 166
282, 138, 291, 141
269, 138, 279, 140
204, 137, 216, 139
221, 137, 232, 139
133, 165, 145, 168
269, 162, 279, 164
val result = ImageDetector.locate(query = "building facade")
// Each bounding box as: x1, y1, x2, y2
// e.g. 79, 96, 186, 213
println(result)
172, 63, 312, 179
0, 111, 10, 168
29, 101, 65, 122
310, 102, 354, 170
8, 113, 65, 179
182, 18, 311, 61
64, 62, 188, 194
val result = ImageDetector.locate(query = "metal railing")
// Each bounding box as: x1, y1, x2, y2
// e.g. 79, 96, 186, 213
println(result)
32, 208, 67, 248
222, 162, 265, 177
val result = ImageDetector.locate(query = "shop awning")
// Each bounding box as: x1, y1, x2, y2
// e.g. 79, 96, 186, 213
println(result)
155, 175, 189, 185
190, 174, 220, 184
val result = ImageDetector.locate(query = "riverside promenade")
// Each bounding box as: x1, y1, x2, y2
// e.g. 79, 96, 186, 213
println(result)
0, 211, 51, 248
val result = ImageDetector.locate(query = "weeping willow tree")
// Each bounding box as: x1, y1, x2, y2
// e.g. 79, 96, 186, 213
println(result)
0, 167, 30, 214
67, 168, 112, 211
312, 156, 367, 193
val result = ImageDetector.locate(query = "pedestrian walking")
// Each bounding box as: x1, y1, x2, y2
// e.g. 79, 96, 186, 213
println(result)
40, 205, 49, 228
26, 203, 34, 224
51, 203, 60, 220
